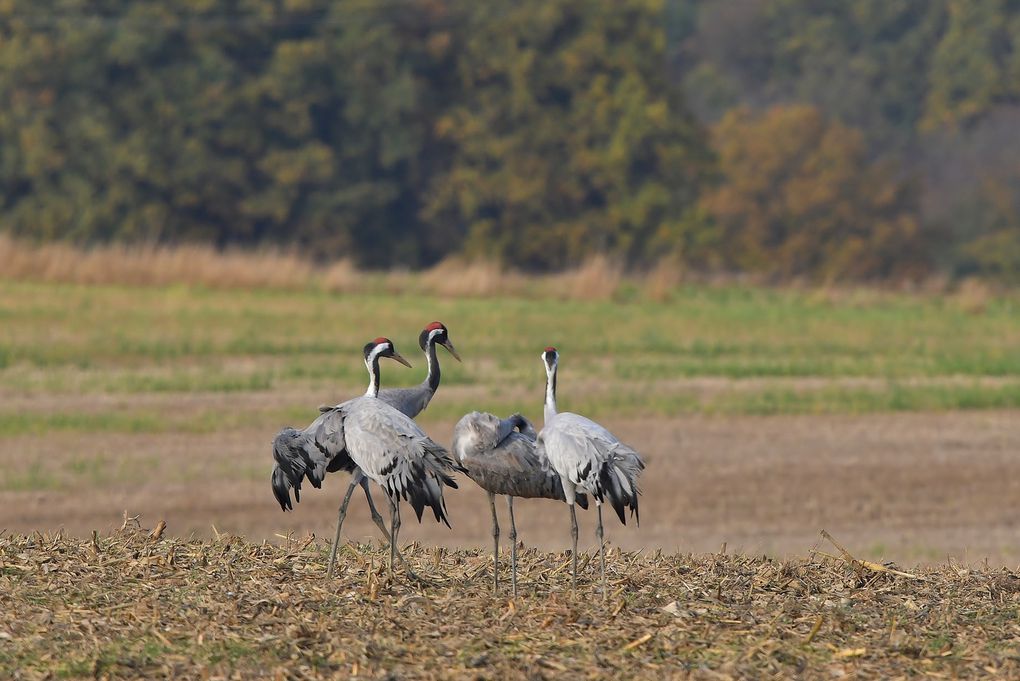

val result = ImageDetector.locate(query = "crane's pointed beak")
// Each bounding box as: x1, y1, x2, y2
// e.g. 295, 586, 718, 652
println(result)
442, 339, 462, 362
388, 351, 413, 368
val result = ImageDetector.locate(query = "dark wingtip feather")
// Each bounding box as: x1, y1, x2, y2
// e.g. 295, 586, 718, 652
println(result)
575, 493, 589, 510
271, 466, 294, 512
402, 469, 457, 528
408, 490, 452, 527
411, 498, 426, 523
437, 497, 452, 528
430, 498, 452, 528
599, 465, 630, 525
611, 497, 627, 525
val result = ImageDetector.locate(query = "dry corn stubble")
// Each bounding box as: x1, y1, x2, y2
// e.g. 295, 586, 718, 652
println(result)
2, 523, 1019, 679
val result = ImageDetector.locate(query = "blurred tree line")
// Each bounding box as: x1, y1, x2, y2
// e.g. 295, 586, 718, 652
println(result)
1, 0, 1018, 280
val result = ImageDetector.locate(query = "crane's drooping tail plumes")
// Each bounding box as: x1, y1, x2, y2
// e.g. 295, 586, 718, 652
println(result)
270, 425, 350, 511
597, 443, 645, 525
386, 439, 465, 527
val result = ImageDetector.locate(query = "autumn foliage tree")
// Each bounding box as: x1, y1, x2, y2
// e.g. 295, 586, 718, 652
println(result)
698, 106, 926, 281
424, 0, 709, 270
2, 1, 1020, 281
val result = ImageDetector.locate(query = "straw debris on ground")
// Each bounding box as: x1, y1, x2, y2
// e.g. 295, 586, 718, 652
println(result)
2, 523, 1019, 679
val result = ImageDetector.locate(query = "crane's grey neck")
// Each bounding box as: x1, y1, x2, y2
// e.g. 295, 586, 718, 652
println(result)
364, 346, 386, 397
544, 362, 558, 422
424, 332, 441, 393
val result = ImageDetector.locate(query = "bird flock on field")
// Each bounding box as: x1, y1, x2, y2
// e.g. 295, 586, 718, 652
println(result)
270, 322, 645, 597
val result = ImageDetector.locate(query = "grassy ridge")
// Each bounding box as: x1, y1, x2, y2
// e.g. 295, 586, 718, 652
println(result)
3, 529, 1019, 679
1, 281, 1018, 428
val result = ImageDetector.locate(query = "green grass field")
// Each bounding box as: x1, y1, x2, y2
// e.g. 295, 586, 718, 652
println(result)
1, 280, 1018, 433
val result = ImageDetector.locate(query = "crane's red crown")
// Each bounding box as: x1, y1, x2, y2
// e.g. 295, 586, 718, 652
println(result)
544, 346, 557, 354
425, 321, 446, 332
372, 337, 391, 347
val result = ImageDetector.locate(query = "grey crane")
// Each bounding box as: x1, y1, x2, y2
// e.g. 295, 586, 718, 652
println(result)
273, 322, 459, 578
273, 337, 464, 578
270, 338, 415, 576
272, 419, 399, 573
378, 321, 460, 418
453, 410, 588, 596
535, 347, 645, 597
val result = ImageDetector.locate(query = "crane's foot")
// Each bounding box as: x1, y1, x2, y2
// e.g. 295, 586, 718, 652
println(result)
403, 567, 433, 586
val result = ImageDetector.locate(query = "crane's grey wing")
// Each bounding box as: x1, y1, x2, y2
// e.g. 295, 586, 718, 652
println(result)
344, 399, 464, 526
377, 385, 434, 419
312, 406, 351, 469
542, 413, 644, 523
270, 408, 353, 512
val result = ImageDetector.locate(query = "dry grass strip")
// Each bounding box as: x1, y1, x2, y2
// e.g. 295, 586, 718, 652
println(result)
8, 235, 1004, 303
0, 235, 634, 301
2, 524, 1019, 679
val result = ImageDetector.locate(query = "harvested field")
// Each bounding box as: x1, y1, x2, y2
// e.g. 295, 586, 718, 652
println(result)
2, 278, 1019, 677
3, 526, 1020, 679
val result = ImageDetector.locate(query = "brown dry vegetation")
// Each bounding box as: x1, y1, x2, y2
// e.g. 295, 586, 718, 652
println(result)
0, 235, 631, 300
3, 525, 1020, 679
2, 235, 1008, 303
0, 236, 317, 291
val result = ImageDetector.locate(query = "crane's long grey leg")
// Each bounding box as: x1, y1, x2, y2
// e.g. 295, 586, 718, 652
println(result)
507, 496, 518, 599
361, 476, 391, 541
388, 497, 400, 577
360, 476, 421, 580
326, 476, 360, 579
488, 491, 500, 592
596, 502, 606, 601
569, 503, 579, 590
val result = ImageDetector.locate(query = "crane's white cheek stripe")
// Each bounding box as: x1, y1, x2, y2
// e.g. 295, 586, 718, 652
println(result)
429, 329, 443, 342
368, 344, 390, 364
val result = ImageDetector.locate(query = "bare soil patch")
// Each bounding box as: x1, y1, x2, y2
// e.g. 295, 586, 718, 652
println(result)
2, 409, 1018, 567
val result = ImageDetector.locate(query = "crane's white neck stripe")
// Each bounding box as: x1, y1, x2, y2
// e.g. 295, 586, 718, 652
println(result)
544, 358, 558, 422
425, 341, 436, 380
365, 343, 389, 396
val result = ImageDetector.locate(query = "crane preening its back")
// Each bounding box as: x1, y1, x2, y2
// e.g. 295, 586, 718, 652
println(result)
270, 337, 464, 579
452, 410, 588, 596
536, 347, 645, 597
